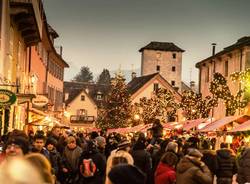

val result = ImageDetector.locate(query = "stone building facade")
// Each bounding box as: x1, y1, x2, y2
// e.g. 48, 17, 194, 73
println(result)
196, 37, 250, 119
139, 41, 185, 92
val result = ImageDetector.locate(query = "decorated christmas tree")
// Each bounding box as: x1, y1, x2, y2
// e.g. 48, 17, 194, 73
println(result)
97, 73, 132, 129
133, 88, 178, 124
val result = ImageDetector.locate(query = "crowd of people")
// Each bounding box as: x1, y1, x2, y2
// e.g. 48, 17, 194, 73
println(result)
0, 119, 250, 184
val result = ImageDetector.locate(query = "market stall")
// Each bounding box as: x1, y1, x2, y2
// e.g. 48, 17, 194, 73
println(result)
199, 116, 241, 132
229, 120, 250, 132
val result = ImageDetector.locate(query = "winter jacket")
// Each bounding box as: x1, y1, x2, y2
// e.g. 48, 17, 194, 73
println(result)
155, 162, 176, 184
63, 146, 82, 172
176, 156, 213, 184
215, 148, 237, 179
49, 148, 63, 176
131, 149, 152, 175
200, 149, 216, 175
237, 148, 250, 184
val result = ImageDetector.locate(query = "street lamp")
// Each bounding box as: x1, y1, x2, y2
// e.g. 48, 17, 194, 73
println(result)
134, 114, 140, 120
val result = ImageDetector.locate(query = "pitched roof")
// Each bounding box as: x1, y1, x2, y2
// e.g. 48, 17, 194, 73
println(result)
181, 81, 192, 92
127, 73, 159, 95
65, 88, 83, 105
139, 41, 185, 52
64, 81, 110, 107
196, 36, 250, 68
47, 24, 59, 39
127, 73, 182, 100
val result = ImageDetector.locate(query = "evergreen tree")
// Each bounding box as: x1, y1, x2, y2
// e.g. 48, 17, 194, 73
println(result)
97, 69, 111, 85
97, 73, 132, 129
73, 66, 93, 82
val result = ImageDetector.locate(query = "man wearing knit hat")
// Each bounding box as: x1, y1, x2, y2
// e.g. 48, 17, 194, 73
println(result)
176, 148, 213, 184
4, 136, 29, 158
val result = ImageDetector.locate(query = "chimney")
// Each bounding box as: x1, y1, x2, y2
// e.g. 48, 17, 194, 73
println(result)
60, 46, 63, 57
85, 87, 89, 94
64, 93, 69, 101
212, 43, 216, 56
131, 72, 136, 80
190, 81, 196, 92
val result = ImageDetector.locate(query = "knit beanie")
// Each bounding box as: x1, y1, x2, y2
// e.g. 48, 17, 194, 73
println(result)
108, 164, 146, 184
117, 140, 130, 150
45, 137, 57, 147
5, 136, 29, 154
95, 136, 106, 147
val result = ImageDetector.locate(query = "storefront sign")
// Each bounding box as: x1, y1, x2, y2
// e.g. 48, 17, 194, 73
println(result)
32, 95, 49, 107
0, 89, 17, 107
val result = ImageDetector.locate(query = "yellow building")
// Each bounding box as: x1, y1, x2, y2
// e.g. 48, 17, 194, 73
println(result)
196, 37, 250, 119
0, 0, 42, 134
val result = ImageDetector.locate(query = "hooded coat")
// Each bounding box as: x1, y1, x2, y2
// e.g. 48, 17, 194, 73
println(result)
237, 148, 250, 184
176, 156, 212, 184
155, 162, 176, 184
215, 149, 237, 178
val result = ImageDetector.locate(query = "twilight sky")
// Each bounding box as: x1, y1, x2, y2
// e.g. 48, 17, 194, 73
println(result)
43, 0, 250, 83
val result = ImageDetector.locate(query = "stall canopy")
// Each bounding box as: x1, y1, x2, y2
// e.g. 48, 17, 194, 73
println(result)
200, 115, 250, 132
230, 120, 250, 132
183, 118, 207, 131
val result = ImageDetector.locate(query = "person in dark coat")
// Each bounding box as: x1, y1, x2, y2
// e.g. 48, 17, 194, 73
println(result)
78, 140, 106, 184
32, 134, 50, 160
106, 164, 146, 184
45, 137, 63, 178
152, 139, 170, 171
215, 143, 237, 184
131, 134, 152, 184
176, 148, 212, 184
155, 151, 178, 184
48, 126, 67, 155
237, 147, 250, 184
200, 140, 216, 176
62, 136, 82, 184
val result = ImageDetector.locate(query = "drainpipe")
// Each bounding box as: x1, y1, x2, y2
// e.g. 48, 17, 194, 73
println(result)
211, 43, 216, 118
239, 49, 243, 115
45, 51, 50, 94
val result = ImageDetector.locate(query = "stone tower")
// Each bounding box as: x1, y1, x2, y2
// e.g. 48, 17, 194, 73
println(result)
139, 41, 185, 91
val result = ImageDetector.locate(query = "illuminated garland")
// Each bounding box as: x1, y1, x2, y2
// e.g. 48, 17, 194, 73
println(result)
132, 88, 179, 124
210, 72, 247, 116
181, 90, 217, 120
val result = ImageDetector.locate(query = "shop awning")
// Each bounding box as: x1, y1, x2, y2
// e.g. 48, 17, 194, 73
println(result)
230, 120, 250, 132
183, 118, 207, 131
29, 107, 46, 116
200, 116, 240, 132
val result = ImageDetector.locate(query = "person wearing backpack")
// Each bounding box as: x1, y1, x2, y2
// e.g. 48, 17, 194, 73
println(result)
78, 140, 106, 184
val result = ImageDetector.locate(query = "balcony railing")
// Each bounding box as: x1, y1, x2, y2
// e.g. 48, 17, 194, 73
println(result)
70, 115, 95, 124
